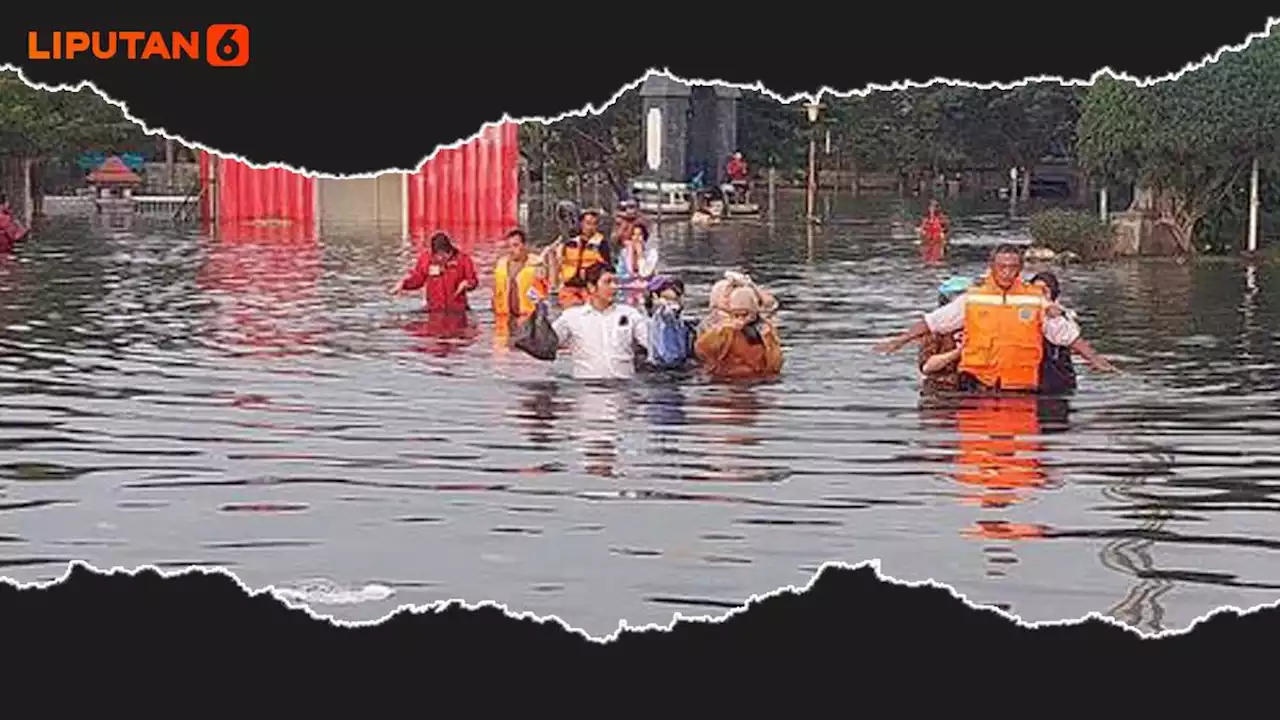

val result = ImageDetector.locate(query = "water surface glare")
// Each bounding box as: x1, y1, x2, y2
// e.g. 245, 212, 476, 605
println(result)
3, 204, 1280, 635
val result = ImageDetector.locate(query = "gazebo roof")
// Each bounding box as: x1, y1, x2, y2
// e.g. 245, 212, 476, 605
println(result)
87, 155, 142, 184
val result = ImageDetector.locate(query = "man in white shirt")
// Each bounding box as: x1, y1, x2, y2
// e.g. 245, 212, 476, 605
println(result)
551, 263, 650, 380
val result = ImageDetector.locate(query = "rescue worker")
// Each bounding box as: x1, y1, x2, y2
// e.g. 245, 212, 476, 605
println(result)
550, 208, 611, 309
694, 285, 784, 380
492, 228, 549, 321
390, 232, 479, 313
550, 262, 650, 381
875, 244, 1103, 393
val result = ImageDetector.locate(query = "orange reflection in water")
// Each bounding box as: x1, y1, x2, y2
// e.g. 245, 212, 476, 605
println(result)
196, 221, 326, 359
952, 395, 1048, 509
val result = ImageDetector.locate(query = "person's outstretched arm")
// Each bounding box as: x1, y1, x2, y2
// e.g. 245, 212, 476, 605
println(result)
877, 296, 965, 354
1070, 337, 1117, 372
391, 253, 430, 294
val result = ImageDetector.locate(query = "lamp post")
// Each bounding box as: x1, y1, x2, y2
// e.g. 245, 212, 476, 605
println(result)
804, 101, 822, 223
1247, 156, 1260, 254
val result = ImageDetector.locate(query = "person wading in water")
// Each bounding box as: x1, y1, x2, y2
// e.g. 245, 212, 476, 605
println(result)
548, 209, 611, 309
550, 263, 650, 381
390, 232, 479, 313
876, 244, 1111, 393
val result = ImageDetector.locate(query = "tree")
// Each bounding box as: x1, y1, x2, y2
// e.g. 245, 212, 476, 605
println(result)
517, 90, 641, 202
1077, 33, 1280, 251
946, 83, 1084, 199
737, 91, 806, 174
0, 71, 154, 213
0, 72, 148, 159
826, 86, 970, 193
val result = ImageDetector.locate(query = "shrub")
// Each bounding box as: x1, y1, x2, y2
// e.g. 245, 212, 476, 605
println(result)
1027, 208, 1115, 261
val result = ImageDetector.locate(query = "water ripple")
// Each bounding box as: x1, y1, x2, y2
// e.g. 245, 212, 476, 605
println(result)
1, 205, 1279, 635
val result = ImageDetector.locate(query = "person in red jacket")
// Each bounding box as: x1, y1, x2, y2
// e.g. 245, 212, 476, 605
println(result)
0, 193, 29, 252
918, 199, 949, 243
726, 152, 748, 183
725, 152, 750, 205
390, 232, 479, 313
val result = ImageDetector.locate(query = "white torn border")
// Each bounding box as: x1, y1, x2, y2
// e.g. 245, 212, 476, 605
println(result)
0, 15, 1276, 177
0, 19, 1278, 641
0, 558, 1273, 642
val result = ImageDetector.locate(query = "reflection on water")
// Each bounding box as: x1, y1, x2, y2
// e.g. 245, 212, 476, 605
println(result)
3, 199, 1280, 635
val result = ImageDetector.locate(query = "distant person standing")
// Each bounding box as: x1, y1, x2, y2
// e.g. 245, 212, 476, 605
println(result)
725, 151, 750, 202
726, 152, 749, 183
390, 232, 479, 313
918, 199, 949, 243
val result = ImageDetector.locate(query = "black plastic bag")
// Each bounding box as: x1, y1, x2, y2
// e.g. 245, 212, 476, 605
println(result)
513, 303, 559, 361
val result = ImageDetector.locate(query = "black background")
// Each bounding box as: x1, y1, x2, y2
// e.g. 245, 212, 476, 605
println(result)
1, 8, 1277, 713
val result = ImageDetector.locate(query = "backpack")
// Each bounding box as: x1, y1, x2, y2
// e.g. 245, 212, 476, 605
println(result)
512, 301, 559, 361
648, 303, 693, 369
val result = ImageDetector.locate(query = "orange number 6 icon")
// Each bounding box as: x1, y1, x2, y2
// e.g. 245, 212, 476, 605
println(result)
206, 24, 249, 67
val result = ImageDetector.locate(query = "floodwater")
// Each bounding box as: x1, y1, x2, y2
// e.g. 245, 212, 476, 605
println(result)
3, 196, 1280, 635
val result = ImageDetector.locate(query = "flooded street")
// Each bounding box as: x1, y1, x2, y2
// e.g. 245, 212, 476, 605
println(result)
3, 196, 1280, 636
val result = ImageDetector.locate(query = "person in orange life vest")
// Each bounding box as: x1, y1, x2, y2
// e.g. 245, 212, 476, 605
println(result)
492, 228, 549, 322
390, 232, 479, 313
552, 208, 611, 308
918, 199, 949, 244
876, 244, 1105, 392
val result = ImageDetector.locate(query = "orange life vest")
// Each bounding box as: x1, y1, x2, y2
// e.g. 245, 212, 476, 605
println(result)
493, 254, 547, 318
958, 275, 1046, 391
558, 232, 607, 287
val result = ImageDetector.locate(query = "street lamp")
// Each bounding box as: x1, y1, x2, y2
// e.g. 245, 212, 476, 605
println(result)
804, 101, 823, 223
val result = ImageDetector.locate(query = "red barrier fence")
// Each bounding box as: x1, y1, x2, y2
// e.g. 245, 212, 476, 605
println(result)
199, 121, 521, 240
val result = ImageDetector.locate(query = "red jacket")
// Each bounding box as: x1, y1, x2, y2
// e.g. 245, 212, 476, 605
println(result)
726, 158, 748, 181
400, 250, 478, 313
0, 209, 27, 251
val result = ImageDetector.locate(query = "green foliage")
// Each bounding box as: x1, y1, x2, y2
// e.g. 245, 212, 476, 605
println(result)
737, 91, 806, 172
524, 80, 1088, 190
945, 84, 1084, 170
517, 90, 641, 200
1028, 208, 1114, 260
0, 71, 150, 160
1077, 33, 1280, 241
